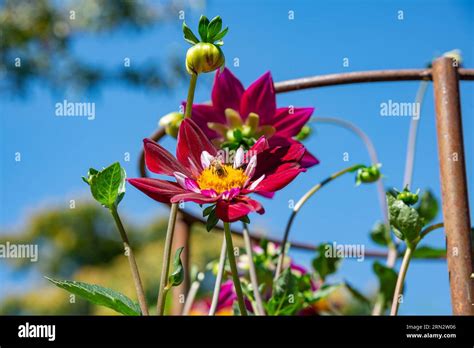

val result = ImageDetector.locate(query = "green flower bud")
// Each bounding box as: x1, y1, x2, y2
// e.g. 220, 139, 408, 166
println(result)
356, 164, 382, 185
159, 112, 184, 138
185, 43, 225, 75
396, 187, 419, 206
295, 125, 311, 141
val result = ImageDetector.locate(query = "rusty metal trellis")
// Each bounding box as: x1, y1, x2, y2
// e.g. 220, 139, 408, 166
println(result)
139, 59, 474, 315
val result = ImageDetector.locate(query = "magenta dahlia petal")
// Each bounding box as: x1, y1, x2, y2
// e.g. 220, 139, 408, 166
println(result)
273, 107, 314, 137
183, 102, 224, 139
252, 163, 305, 193
268, 136, 319, 168
216, 196, 265, 222
177, 119, 218, 174
252, 143, 305, 180
143, 139, 192, 177
240, 71, 276, 123
249, 136, 269, 154
300, 150, 320, 167
127, 178, 186, 203
170, 192, 220, 204
212, 68, 245, 113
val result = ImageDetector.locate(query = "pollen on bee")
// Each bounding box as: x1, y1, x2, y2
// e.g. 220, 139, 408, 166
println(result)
197, 164, 248, 194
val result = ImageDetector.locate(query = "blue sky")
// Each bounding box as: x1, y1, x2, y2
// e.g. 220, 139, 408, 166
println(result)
1, 0, 473, 314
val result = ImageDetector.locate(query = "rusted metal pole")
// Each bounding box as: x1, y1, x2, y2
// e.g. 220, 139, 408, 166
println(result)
432, 57, 473, 315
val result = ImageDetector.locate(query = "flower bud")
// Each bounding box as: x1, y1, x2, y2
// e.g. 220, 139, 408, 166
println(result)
356, 164, 381, 185
159, 112, 184, 138
396, 188, 419, 205
295, 125, 311, 141
185, 43, 225, 75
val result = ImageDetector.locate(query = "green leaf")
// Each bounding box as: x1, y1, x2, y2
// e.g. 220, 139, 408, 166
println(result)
212, 27, 228, 42
373, 261, 398, 309
182, 22, 199, 45
203, 205, 215, 217
88, 162, 126, 208
387, 193, 424, 243
45, 277, 141, 316
311, 283, 342, 302
82, 168, 99, 185
207, 16, 222, 41
312, 243, 342, 281
412, 245, 446, 259
205, 208, 219, 232
198, 15, 210, 42
240, 215, 250, 224
273, 268, 296, 299
370, 221, 391, 246
168, 247, 184, 287
416, 190, 439, 224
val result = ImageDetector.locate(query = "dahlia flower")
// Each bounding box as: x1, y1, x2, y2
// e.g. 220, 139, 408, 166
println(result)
128, 119, 306, 222
187, 67, 319, 167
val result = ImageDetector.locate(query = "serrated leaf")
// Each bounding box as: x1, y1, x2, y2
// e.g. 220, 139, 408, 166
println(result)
416, 190, 439, 224
207, 16, 222, 40
212, 27, 228, 42
370, 222, 390, 246
412, 246, 446, 259
273, 268, 296, 299
168, 247, 184, 287
373, 261, 398, 309
206, 208, 219, 232
198, 15, 209, 41
45, 277, 141, 315
312, 243, 342, 281
387, 193, 424, 243
88, 162, 126, 208
182, 22, 199, 45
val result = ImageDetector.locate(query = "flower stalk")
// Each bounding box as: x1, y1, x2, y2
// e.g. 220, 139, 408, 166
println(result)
242, 222, 265, 315
156, 203, 179, 315
390, 223, 444, 315
109, 206, 149, 315
223, 222, 248, 315
209, 234, 227, 315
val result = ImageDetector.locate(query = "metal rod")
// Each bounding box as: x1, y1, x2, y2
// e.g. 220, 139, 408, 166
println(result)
432, 57, 473, 315
274, 68, 474, 93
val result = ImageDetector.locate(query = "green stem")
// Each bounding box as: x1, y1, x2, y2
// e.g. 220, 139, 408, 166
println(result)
110, 207, 149, 315
242, 222, 265, 315
390, 246, 414, 316
274, 164, 362, 280
419, 222, 444, 240
156, 203, 179, 315
184, 73, 198, 118
390, 223, 444, 316
223, 222, 248, 316
209, 234, 227, 316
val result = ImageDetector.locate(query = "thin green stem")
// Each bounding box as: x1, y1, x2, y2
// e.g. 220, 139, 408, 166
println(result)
223, 222, 248, 316
110, 207, 149, 315
420, 222, 444, 240
184, 73, 198, 119
274, 164, 362, 280
209, 234, 227, 316
390, 223, 443, 316
242, 222, 265, 315
156, 203, 179, 315
390, 246, 414, 316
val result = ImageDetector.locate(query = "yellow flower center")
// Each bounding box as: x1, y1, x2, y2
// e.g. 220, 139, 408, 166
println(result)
197, 163, 248, 194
